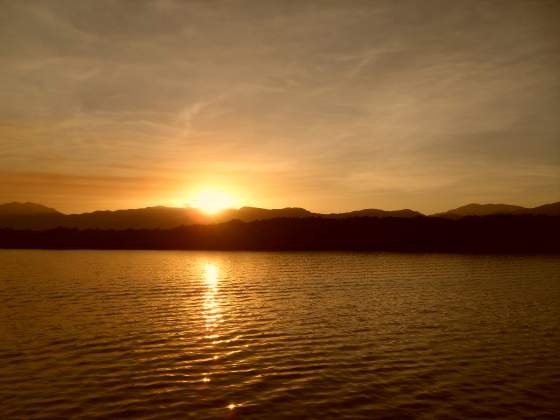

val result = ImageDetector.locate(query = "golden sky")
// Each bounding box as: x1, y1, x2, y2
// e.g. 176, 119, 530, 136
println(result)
1, 0, 559, 213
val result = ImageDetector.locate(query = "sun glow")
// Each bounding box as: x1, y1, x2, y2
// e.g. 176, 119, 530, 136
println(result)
188, 188, 240, 215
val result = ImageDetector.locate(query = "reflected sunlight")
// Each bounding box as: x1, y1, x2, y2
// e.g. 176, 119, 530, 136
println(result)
202, 263, 222, 332
204, 263, 219, 288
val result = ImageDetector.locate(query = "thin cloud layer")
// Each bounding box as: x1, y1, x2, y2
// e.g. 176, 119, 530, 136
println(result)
1, 0, 559, 212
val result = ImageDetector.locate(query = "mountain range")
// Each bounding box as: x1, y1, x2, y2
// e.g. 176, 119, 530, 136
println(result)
432, 202, 560, 218
0, 201, 558, 230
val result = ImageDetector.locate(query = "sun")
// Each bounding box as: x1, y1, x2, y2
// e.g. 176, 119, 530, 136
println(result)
188, 188, 240, 215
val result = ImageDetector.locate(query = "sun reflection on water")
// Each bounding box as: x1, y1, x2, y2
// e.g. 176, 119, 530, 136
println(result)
201, 262, 223, 384
202, 263, 222, 331
204, 263, 219, 289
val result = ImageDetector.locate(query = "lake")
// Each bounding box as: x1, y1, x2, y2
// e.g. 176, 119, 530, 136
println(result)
1, 250, 559, 419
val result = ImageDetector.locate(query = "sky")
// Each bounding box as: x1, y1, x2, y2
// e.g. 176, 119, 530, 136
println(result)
1, 0, 559, 214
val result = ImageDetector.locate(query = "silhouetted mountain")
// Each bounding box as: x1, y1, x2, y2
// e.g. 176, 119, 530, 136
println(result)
433, 203, 526, 218
0, 202, 60, 216
324, 209, 422, 218
526, 202, 560, 216
434, 202, 560, 218
0, 201, 558, 230
0, 206, 212, 230
215, 206, 314, 222
216, 207, 422, 222
0, 204, 423, 230
61, 206, 211, 229
1, 215, 558, 253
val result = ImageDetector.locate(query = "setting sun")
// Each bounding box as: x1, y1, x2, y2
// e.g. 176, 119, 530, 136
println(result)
188, 188, 240, 214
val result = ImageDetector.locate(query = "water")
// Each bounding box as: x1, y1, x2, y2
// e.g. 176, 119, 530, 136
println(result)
1, 250, 559, 419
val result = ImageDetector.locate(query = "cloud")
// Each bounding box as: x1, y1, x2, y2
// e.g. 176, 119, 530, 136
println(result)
0, 0, 559, 213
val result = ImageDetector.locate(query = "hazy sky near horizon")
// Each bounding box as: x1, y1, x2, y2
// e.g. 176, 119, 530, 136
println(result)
1, 0, 559, 213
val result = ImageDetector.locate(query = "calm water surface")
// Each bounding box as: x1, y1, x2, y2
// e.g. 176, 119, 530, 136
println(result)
1, 250, 559, 419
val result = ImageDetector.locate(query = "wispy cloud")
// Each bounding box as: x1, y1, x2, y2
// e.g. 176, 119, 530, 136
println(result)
1, 0, 559, 212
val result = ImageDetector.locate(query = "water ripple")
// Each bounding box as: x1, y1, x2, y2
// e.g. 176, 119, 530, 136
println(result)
1, 250, 559, 418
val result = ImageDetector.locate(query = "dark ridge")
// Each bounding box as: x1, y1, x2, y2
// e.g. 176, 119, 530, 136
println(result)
324, 208, 422, 218
433, 202, 560, 218
0, 204, 424, 230
527, 201, 560, 216
1, 215, 558, 253
0, 201, 558, 229
433, 203, 526, 218
0, 202, 60, 216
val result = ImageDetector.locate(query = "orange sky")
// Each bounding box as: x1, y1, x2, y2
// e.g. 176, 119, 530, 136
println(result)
1, 1, 559, 213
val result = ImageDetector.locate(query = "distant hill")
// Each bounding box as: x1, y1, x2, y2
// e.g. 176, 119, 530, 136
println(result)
0, 202, 60, 216
527, 202, 560, 216
433, 203, 526, 218
324, 209, 422, 218
0, 200, 557, 230
0, 204, 424, 230
433, 202, 560, 218
215, 206, 314, 223
215, 206, 423, 222
59, 206, 211, 230
0, 206, 211, 230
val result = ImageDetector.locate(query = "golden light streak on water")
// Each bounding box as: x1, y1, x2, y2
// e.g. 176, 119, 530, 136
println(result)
1, 250, 559, 419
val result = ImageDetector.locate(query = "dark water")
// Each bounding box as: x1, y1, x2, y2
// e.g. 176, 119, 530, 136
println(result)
1, 250, 559, 419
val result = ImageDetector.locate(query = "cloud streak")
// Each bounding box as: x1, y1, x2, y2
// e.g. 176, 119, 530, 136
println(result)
0, 0, 559, 212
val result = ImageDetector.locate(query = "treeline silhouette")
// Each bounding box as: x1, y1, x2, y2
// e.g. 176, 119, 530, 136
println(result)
1, 215, 559, 253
